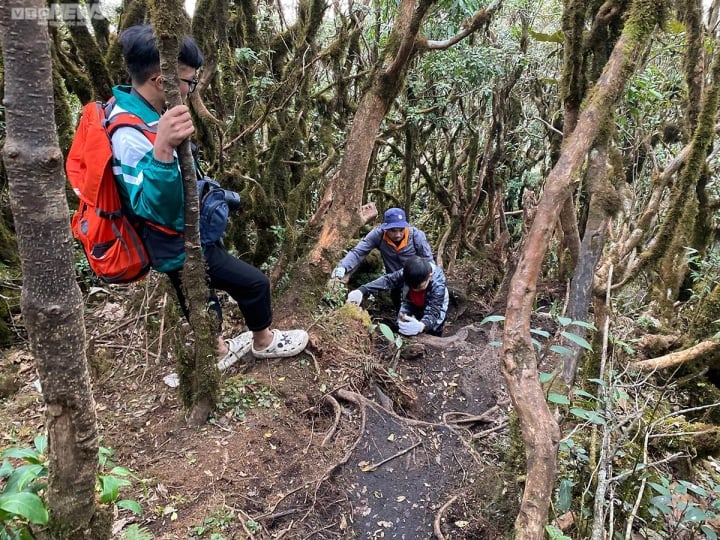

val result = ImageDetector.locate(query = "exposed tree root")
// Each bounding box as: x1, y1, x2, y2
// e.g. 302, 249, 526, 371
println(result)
320, 394, 342, 447
416, 327, 469, 347
472, 420, 509, 439
443, 405, 500, 425
249, 377, 503, 535
251, 400, 364, 535
336, 388, 443, 428
372, 383, 395, 410
433, 495, 458, 540
633, 340, 720, 371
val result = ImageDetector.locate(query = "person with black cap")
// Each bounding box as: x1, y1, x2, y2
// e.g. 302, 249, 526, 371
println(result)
346, 255, 448, 336
331, 207, 433, 308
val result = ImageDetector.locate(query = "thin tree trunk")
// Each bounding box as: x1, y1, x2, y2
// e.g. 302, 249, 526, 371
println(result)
556, 0, 586, 277
561, 140, 619, 386
503, 2, 668, 537
152, 0, 219, 425
0, 0, 109, 536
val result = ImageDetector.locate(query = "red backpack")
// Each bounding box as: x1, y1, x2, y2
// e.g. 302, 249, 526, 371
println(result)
66, 101, 156, 284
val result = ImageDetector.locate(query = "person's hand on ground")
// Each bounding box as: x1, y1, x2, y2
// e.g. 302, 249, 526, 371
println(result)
346, 289, 363, 305
398, 315, 424, 336
331, 266, 346, 280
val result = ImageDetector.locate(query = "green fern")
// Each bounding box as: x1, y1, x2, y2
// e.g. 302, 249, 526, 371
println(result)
122, 524, 154, 540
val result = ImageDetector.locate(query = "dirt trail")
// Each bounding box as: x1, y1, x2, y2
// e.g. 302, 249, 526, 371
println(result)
331, 325, 508, 539
0, 277, 519, 539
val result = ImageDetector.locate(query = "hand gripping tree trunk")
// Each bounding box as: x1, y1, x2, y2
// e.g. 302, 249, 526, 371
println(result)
152, 1, 220, 425
0, 0, 110, 537
503, 1, 669, 538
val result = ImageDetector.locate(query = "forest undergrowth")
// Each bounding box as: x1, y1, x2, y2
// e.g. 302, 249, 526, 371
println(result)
2, 261, 720, 539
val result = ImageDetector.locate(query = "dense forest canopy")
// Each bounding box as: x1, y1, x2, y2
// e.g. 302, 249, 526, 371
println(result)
5, 0, 720, 538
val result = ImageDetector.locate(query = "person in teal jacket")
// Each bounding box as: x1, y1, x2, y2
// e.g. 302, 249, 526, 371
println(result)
111, 24, 308, 365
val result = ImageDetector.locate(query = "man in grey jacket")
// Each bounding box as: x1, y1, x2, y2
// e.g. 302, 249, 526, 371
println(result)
331, 207, 433, 307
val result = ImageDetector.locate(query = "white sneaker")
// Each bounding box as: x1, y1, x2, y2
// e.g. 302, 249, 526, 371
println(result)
163, 331, 254, 387
217, 330, 253, 370
252, 329, 309, 359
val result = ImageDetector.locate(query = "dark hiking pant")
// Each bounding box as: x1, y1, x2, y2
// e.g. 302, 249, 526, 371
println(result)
167, 243, 273, 332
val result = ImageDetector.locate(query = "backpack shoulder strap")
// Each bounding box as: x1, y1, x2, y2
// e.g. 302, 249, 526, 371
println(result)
103, 101, 157, 142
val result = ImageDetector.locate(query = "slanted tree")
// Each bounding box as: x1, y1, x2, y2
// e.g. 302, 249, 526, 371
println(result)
502, 1, 670, 537
0, 0, 110, 537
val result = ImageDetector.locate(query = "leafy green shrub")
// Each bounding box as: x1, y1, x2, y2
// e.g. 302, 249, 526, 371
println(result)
97, 446, 143, 515
0, 435, 48, 538
0, 436, 143, 539
645, 475, 720, 540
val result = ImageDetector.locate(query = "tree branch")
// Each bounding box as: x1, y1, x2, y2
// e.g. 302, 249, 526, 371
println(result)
419, 0, 502, 50
633, 340, 720, 371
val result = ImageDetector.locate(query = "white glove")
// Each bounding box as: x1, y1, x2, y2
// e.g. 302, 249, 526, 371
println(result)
347, 289, 363, 305
398, 315, 424, 336
331, 266, 346, 279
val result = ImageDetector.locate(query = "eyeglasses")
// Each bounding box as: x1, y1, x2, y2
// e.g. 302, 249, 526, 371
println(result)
151, 75, 198, 93
180, 77, 198, 93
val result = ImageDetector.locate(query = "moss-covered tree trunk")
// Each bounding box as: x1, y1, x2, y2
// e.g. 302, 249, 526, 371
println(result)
636, 36, 720, 314
0, 0, 109, 536
560, 136, 621, 386
60, 0, 113, 100
503, 1, 669, 538
152, 0, 220, 425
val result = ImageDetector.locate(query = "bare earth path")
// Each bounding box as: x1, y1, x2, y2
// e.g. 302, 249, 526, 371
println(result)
0, 276, 521, 539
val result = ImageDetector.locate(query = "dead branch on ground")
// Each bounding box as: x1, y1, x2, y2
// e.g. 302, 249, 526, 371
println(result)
633, 340, 720, 371
361, 441, 422, 472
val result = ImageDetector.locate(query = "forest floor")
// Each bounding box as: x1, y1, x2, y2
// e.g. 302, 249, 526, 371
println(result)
0, 262, 562, 539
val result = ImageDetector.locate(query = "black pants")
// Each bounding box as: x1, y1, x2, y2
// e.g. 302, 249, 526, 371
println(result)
391, 287, 402, 311
168, 243, 273, 332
